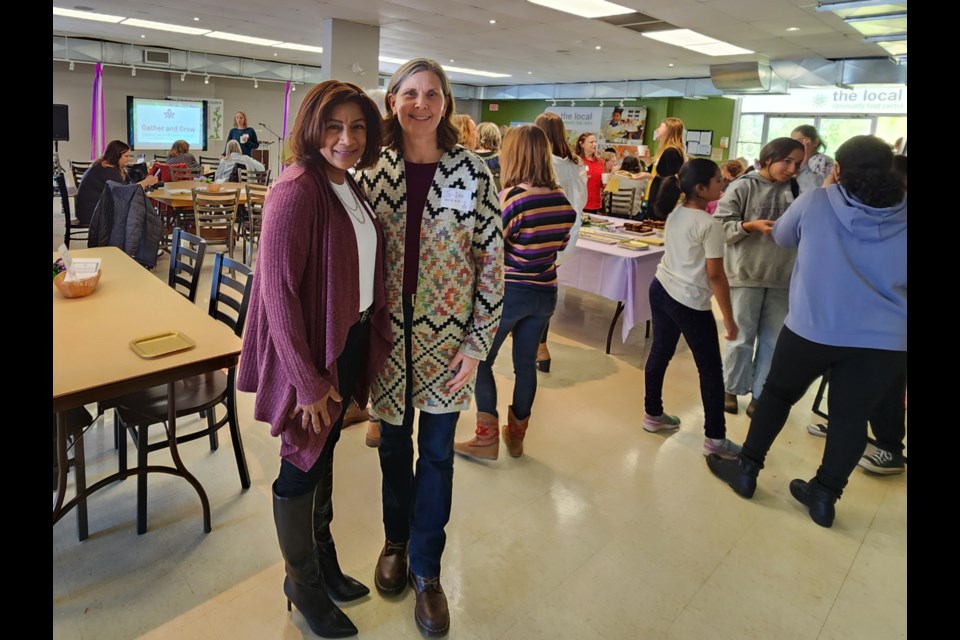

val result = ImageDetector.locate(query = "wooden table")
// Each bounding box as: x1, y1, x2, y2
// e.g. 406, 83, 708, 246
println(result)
53, 247, 242, 539
147, 181, 249, 207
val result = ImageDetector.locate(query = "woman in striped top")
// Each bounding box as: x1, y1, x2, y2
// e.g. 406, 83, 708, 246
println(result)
454, 125, 577, 461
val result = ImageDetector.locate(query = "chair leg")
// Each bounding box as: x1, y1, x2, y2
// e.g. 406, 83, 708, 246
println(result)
207, 407, 220, 451
72, 429, 89, 541
226, 393, 251, 489
116, 411, 127, 474
136, 423, 149, 535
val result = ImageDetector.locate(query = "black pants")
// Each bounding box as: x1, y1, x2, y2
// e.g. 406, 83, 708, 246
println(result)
868, 367, 907, 456
275, 319, 370, 497
743, 327, 906, 495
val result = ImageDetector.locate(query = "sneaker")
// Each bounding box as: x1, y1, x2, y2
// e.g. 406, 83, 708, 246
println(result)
807, 422, 828, 438
703, 437, 742, 460
858, 448, 905, 475
643, 412, 681, 433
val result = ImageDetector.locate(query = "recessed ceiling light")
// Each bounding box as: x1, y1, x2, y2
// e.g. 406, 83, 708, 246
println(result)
528, 71, 533, 74
379, 56, 511, 78
274, 52, 278, 56
669, 63, 674, 67
786, 27, 800, 32
120, 18, 210, 35
206, 31, 283, 46
525, 0, 634, 19
52, 7, 125, 22
489, 19, 496, 24
193, 17, 199, 21
274, 42, 324, 53
450, 59, 455, 62
595, 45, 602, 50
642, 29, 753, 56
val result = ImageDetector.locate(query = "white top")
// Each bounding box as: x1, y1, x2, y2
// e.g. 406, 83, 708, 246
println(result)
330, 180, 378, 312
656, 206, 725, 311
552, 155, 587, 265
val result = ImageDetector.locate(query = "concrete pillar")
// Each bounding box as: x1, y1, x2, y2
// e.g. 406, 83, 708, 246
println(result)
320, 19, 380, 86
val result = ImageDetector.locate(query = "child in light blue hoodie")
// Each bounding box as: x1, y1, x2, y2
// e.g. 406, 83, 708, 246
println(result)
707, 135, 907, 528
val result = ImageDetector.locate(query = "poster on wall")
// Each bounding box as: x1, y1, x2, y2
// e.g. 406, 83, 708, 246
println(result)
599, 106, 647, 146
545, 106, 603, 149
207, 99, 224, 141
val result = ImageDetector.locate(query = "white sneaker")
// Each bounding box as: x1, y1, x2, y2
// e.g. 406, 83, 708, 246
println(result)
703, 437, 742, 460
807, 423, 828, 438
643, 412, 681, 433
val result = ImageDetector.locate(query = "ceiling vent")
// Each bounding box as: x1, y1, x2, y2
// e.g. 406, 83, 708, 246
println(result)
597, 11, 677, 34
142, 48, 171, 66
710, 62, 771, 92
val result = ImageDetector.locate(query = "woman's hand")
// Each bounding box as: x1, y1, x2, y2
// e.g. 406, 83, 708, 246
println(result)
822, 164, 839, 186
289, 387, 343, 434
138, 174, 159, 188
742, 220, 775, 234
723, 317, 738, 341
446, 351, 480, 394
240, 134, 250, 144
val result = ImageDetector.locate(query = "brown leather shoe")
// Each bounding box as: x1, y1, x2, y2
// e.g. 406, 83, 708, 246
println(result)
409, 572, 450, 637
502, 406, 530, 458
374, 540, 408, 595
453, 412, 499, 461
342, 401, 369, 428
724, 392, 739, 415
365, 418, 380, 448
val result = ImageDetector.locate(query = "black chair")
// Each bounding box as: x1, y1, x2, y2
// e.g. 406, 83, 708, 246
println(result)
154, 154, 167, 162
70, 160, 92, 190
114, 253, 253, 533
52, 407, 96, 541
169, 228, 207, 302
55, 172, 89, 248
199, 155, 221, 168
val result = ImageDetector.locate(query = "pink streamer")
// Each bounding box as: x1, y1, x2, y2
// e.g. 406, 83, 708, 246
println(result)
281, 81, 292, 174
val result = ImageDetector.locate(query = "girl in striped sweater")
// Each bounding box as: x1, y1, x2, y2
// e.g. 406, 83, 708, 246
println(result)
455, 125, 577, 461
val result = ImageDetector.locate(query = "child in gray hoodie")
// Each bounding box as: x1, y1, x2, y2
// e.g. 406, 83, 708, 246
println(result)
714, 138, 806, 417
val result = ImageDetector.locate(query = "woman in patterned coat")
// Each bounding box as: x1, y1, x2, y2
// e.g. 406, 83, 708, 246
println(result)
359, 57, 504, 637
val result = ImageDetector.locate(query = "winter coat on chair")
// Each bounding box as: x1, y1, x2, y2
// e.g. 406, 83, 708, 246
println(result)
88, 180, 163, 268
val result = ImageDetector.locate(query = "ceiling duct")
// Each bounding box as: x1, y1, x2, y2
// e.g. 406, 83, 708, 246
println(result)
770, 58, 836, 86
838, 58, 907, 85
709, 62, 771, 92
142, 48, 171, 67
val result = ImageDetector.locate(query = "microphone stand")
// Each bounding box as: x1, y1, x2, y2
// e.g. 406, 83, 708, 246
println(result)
257, 122, 283, 172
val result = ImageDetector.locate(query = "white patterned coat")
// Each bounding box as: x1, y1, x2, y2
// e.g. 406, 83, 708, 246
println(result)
358, 146, 504, 425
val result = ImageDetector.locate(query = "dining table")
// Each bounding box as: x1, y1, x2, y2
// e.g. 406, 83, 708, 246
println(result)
147, 180, 249, 207
53, 247, 242, 539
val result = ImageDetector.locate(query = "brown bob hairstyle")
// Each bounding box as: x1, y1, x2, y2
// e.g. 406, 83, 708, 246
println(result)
500, 125, 560, 190
534, 112, 580, 164
288, 80, 383, 171
382, 58, 459, 152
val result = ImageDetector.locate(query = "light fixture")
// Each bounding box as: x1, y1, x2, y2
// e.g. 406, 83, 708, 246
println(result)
598, 101, 604, 107
816, 0, 901, 12
140, 34, 146, 38
786, 27, 800, 31
669, 63, 674, 67
379, 56, 511, 78
131, 66, 136, 76
551, 99, 557, 107
618, 99, 624, 107
844, 12, 907, 23
527, 71, 532, 74
864, 33, 907, 42
180, 73, 186, 81
570, 100, 575, 106
275, 43, 324, 53
274, 52, 278, 56
450, 59, 455, 62
524, 0, 634, 19
205, 31, 282, 46
52, 7, 125, 23
68, 60, 75, 71
642, 29, 753, 56
254, 78, 259, 89
120, 18, 210, 35
489, 19, 496, 24
204, 75, 210, 85
291, 83, 296, 91
193, 17, 200, 21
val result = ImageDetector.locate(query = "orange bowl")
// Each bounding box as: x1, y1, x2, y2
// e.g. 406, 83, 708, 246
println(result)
54, 270, 102, 298
206, 182, 222, 192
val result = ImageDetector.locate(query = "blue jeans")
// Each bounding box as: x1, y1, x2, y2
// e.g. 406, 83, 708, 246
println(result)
723, 286, 789, 399
475, 283, 557, 420
644, 278, 726, 439
378, 298, 460, 577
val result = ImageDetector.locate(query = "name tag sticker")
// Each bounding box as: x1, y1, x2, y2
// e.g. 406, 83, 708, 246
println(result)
440, 188, 472, 212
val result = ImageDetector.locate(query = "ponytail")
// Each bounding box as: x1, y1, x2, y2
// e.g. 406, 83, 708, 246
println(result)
655, 175, 683, 218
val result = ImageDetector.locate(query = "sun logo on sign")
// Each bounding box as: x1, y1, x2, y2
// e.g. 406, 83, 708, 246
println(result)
164, 108, 175, 119
811, 95, 827, 108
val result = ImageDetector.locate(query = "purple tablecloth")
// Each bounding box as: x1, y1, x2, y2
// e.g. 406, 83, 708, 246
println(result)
558, 237, 665, 343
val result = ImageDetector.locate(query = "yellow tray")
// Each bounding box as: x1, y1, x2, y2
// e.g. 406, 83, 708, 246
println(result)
130, 331, 196, 359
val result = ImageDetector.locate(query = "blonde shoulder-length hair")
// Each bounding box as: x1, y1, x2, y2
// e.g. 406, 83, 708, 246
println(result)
655, 117, 687, 162
500, 125, 560, 190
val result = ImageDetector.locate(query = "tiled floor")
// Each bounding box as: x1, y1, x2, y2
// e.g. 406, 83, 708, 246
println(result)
53, 218, 907, 639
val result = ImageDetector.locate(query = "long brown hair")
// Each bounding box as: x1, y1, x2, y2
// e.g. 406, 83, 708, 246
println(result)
97, 139, 130, 179
288, 80, 383, 171
168, 139, 190, 157
382, 58, 459, 152
534, 112, 580, 164
500, 125, 559, 189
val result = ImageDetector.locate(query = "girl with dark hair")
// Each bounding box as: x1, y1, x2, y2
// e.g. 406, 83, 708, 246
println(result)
454, 125, 576, 462
707, 135, 907, 528
237, 80, 392, 638
715, 137, 805, 418
791, 124, 834, 193
643, 159, 740, 458
576, 132, 604, 213
75, 139, 158, 225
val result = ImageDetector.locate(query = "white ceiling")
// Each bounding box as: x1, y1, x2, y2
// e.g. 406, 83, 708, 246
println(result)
52, 0, 896, 86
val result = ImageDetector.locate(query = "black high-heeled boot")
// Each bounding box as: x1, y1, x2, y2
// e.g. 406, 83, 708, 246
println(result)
314, 456, 370, 602
789, 477, 840, 528
273, 482, 358, 638
706, 453, 763, 498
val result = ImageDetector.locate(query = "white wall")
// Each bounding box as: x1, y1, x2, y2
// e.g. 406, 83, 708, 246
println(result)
53, 60, 309, 168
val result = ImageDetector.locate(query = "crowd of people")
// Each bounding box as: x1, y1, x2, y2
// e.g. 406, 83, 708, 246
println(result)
66, 61, 906, 637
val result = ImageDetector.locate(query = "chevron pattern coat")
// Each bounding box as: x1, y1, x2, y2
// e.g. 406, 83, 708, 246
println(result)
359, 146, 504, 424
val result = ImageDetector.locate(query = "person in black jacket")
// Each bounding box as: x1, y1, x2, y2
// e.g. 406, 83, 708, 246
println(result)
75, 140, 158, 225
636, 117, 686, 219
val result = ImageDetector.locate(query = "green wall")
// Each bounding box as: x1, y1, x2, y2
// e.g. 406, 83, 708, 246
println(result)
479, 96, 736, 161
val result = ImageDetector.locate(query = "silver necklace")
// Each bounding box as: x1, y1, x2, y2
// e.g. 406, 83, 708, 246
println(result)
337, 184, 366, 225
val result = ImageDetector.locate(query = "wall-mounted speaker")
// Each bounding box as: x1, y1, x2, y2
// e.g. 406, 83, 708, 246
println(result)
53, 104, 70, 141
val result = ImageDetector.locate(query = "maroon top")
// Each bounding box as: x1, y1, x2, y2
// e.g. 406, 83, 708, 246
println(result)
237, 163, 392, 472
403, 161, 439, 296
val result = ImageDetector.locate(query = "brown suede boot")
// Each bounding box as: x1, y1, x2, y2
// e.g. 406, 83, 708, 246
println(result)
365, 417, 380, 448
342, 401, 369, 428
453, 412, 499, 461
502, 406, 530, 458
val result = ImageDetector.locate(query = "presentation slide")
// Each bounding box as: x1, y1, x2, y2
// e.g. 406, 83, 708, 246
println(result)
127, 97, 207, 151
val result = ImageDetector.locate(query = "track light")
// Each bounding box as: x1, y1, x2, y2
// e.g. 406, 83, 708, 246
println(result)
204, 75, 210, 84
254, 78, 259, 88
599, 101, 604, 107
570, 100, 575, 106
131, 66, 136, 77
291, 83, 296, 91
551, 99, 557, 107
180, 73, 186, 82
619, 99, 625, 108
68, 60, 75, 71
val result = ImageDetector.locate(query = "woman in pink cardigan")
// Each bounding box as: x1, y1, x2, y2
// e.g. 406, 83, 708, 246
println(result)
237, 81, 392, 638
